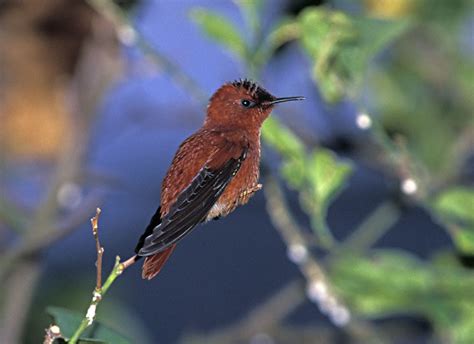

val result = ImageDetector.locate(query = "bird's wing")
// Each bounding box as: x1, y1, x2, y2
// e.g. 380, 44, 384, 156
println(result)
137, 146, 247, 257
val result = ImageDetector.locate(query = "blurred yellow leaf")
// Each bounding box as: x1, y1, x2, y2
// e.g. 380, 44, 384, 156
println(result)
364, 0, 416, 18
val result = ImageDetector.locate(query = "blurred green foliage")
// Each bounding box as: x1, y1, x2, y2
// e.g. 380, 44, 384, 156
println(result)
298, 7, 411, 102
263, 117, 353, 247
433, 188, 474, 255
434, 188, 474, 224
190, 9, 248, 59
190, 0, 474, 342
331, 250, 474, 343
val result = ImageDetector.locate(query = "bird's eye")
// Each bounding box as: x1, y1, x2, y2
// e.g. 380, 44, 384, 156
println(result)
241, 99, 255, 108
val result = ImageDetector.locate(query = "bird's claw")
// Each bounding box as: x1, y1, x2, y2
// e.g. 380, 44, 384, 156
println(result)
240, 183, 262, 198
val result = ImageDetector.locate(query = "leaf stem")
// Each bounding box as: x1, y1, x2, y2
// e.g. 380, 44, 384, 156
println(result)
312, 210, 336, 249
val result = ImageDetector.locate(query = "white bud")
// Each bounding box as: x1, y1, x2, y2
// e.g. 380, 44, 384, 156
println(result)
331, 306, 351, 327
50, 325, 61, 335
92, 290, 101, 302
356, 112, 372, 129
118, 26, 137, 45
319, 295, 337, 314
401, 178, 417, 195
306, 280, 328, 303
287, 244, 308, 264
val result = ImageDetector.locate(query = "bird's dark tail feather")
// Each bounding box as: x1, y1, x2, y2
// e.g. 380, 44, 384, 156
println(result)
135, 206, 162, 255
135, 205, 176, 279
142, 245, 176, 280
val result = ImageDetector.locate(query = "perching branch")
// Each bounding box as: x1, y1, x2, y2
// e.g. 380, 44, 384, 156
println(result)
44, 208, 136, 344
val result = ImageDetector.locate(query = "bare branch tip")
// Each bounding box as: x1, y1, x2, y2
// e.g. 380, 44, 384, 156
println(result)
91, 208, 102, 233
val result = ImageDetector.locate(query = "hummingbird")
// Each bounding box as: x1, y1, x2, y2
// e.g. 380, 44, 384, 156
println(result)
134, 79, 304, 279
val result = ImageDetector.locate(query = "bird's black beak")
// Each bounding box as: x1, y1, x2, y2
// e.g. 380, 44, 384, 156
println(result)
265, 96, 305, 106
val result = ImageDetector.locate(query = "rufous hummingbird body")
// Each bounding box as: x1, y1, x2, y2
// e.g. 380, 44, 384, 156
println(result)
134, 79, 304, 279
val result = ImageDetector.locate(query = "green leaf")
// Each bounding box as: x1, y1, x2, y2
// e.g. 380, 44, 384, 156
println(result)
235, 0, 263, 36
234, 0, 264, 14
78, 340, 107, 344
262, 118, 308, 189
330, 250, 474, 342
433, 187, 474, 224
307, 149, 352, 207
280, 156, 306, 189
267, 18, 300, 50
263, 121, 349, 247
261, 117, 305, 158
47, 306, 82, 339
330, 250, 430, 316
190, 8, 247, 58
298, 8, 353, 102
46, 306, 130, 344
454, 228, 474, 254
297, 7, 411, 102
253, 18, 300, 68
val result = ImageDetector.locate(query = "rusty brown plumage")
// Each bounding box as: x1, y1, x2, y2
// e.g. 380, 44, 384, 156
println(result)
135, 79, 304, 279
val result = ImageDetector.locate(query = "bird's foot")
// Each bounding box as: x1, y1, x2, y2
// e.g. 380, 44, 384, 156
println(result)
240, 183, 262, 198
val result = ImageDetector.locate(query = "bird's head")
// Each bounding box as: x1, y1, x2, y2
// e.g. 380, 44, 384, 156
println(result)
205, 79, 304, 131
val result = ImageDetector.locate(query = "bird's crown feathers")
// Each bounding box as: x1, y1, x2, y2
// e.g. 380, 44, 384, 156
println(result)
230, 79, 275, 103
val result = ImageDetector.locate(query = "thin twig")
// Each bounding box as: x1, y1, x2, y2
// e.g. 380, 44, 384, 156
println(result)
92, 208, 104, 290
66, 209, 136, 344
122, 254, 138, 269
